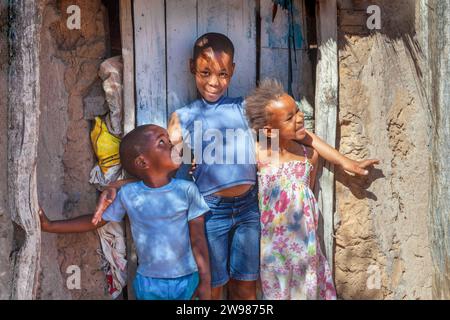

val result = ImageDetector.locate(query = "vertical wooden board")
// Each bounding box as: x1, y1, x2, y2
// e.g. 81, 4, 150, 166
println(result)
120, 0, 136, 300
260, 0, 308, 100
166, 0, 198, 115
8, 0, 42, 300
134, 0, 167, 127
197, 0, 257, 98
260, 0, 306, 50
314, 0, 338, 272
120, 0, 135, 134
226, 0, 257, 97
197, 0, 228, 36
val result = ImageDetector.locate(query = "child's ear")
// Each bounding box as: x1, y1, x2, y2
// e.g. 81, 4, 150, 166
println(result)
230, 62, 235, 77
189, 59, 196, 74
135, 155, 149, 169
263, 126, 277, 139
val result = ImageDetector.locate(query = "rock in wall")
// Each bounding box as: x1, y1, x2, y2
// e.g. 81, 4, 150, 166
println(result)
37, 0, 110, 299
0, 0, 12, 300
334, 0, 433, 299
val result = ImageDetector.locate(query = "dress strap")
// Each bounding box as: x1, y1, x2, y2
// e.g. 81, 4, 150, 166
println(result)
301, 144, 308, 159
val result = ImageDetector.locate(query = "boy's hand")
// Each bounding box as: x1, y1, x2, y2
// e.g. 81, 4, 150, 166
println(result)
189, 158, 197, 176
38, 208, 52, 232
341, 158, 380, 176
92, 187, 116, 225
192, 279, 211, 300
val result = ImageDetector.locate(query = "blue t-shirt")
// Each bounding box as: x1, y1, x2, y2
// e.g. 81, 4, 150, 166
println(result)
102, 179, 210, 278
175, 96, 257, 195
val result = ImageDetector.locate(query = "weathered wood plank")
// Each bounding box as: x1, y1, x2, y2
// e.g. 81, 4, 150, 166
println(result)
197, 0, 257, 98
119, 0, 137, 300
166, 0, 198, 115
134, 0, 166, 127
197, 0, 228, 36
120, 0, 136, 134
8, 0, 42, 300
427, 0, 450, 300
314, 0, 338, 272
260, 0, 310, 100
225, 0, 257, 97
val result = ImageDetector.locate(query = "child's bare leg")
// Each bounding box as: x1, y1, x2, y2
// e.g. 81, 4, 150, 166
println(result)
228, 279, 257, 300
212, 286, 224, 300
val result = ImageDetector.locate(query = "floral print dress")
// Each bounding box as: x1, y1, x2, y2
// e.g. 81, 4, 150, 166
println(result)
257, 145, 337, 300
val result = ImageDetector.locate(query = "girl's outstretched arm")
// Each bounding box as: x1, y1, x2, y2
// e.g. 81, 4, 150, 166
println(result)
39, 208, 107, 234
301, 130, 380, 176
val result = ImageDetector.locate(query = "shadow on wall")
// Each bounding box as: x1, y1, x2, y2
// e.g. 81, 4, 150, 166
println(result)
335, 0, 424, 196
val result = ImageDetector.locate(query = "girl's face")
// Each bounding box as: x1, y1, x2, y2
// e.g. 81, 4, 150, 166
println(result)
266, 94, 306, 141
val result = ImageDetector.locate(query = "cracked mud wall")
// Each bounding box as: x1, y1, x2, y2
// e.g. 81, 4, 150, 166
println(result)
0, 0, 12, 299
334, 0, 433, 299
37, 0, 110, 299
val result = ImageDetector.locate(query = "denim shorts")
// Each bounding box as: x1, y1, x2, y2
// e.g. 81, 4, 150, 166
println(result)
203, 185, 261, 288
133, 272, 199, 300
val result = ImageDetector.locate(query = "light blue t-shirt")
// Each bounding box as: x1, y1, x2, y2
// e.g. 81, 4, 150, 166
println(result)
175, 96, 257, 195
102, 179, 210, 279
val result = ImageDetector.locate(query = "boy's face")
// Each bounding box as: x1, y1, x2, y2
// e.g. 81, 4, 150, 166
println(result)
190, 49, 235, 103
266, 94, 306, 141
137, 127, 182, 173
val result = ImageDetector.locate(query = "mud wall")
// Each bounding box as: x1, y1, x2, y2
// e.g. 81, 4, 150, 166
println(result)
334, 0, 433, 299
36, 0, 110, 299
0, 0, 12, 300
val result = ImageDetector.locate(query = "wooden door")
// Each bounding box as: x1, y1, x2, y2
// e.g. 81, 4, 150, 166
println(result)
133, 0, 312, 127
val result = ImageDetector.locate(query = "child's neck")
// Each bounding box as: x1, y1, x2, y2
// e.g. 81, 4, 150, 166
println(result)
279, 138, 293, 152
141, 172, 172, 189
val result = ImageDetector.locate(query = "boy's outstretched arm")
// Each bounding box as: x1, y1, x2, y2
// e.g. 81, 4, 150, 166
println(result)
189, 215, 211, 300
301, 130, 380, 175
91, 178, 138, 225
39, 208, 107, 234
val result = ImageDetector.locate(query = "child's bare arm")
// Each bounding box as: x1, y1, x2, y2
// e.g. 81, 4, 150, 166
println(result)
168, 112, 183, 146
92, 179, 138, 225
189, 215, 211, 300
307, 147, 320, 189
107, 178, 138, 189
301, 130, 380, 175
39, 208, 107, 234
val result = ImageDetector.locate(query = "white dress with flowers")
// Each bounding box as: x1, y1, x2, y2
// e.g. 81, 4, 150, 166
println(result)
257, 145, 337, 300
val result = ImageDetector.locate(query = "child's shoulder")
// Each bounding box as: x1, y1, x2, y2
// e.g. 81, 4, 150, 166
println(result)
291, 142, 318, 162
172, 179, 202, 199
120, 180, 143, 193
223, 96, 244, 105
302, 144, 318, 165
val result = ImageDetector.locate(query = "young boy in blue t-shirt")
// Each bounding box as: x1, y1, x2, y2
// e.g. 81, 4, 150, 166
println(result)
39, 125, 211, 300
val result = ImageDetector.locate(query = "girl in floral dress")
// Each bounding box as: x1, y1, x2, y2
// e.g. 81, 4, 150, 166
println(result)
245, 79, 337, 300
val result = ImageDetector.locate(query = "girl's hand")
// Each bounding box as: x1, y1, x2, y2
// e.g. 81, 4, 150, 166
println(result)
341, 158, 380, 176
92, 188, 116, 225
38, 208, 52, 232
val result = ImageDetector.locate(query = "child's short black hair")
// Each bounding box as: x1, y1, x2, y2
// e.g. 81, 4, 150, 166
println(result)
245, 78, 286, 131
119, 125, 159, 179
193, 32, 235, 61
